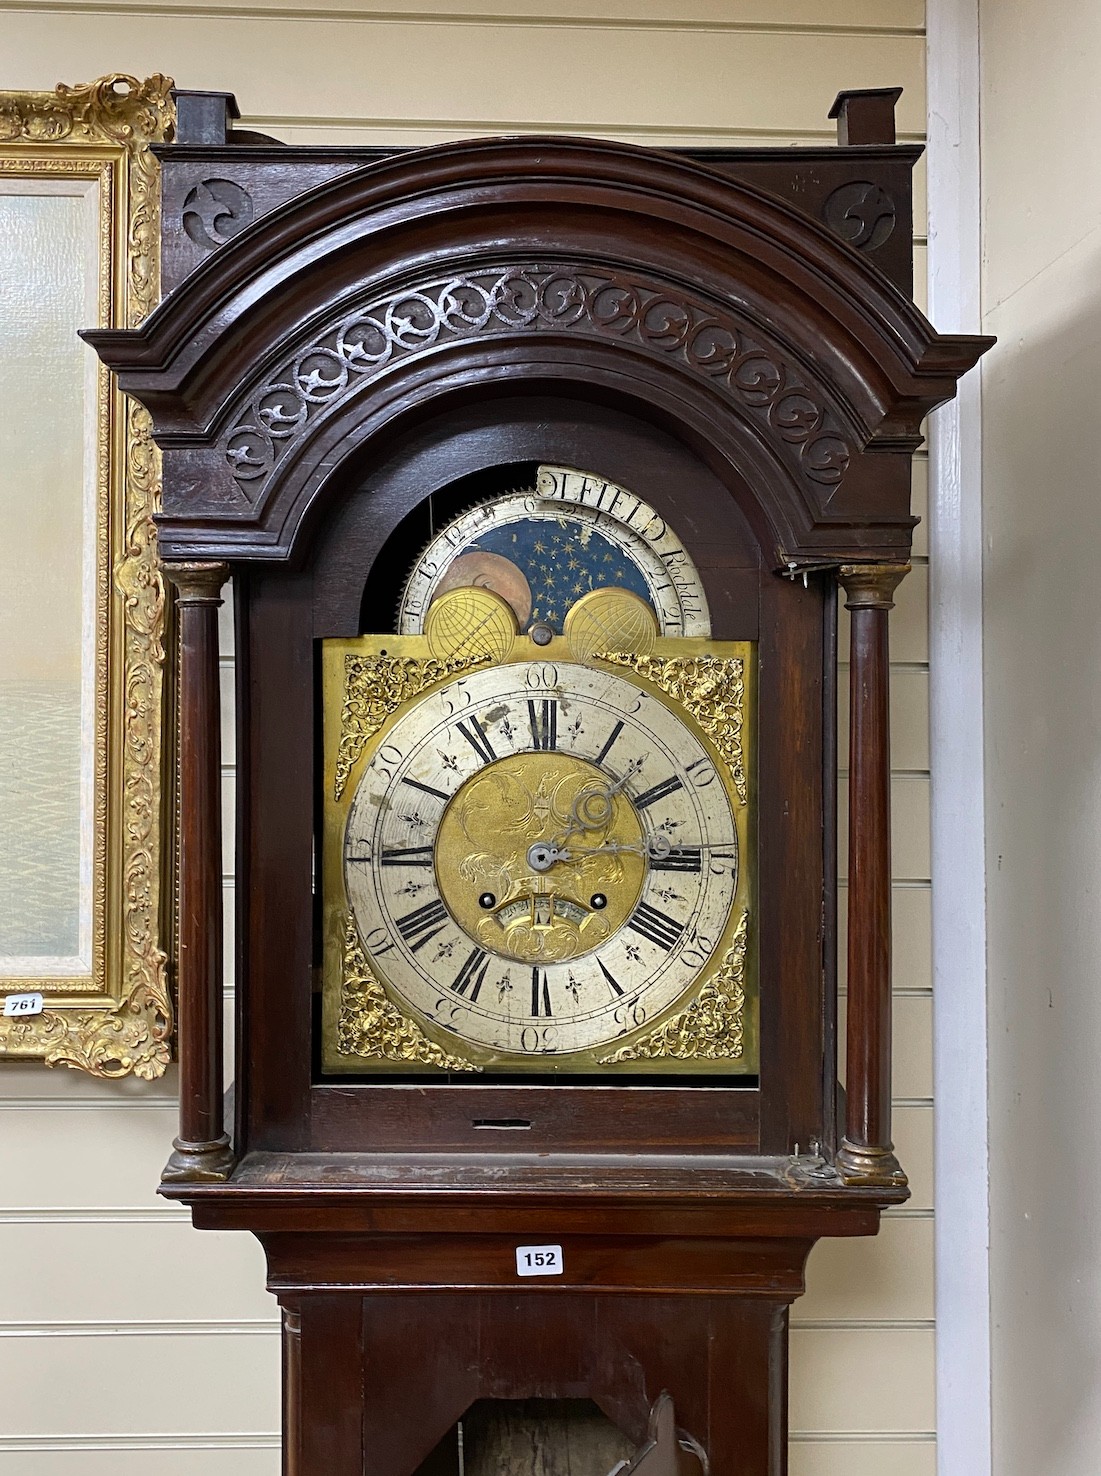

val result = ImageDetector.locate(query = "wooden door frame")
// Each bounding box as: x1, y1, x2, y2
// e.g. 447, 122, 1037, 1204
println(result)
927, 2, 993, 1472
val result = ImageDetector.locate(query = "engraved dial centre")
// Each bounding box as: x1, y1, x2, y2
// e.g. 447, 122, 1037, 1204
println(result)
434, 752, 646, 965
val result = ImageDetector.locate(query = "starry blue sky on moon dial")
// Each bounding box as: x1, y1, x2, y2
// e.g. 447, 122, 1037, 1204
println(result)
471, 517, 654, 630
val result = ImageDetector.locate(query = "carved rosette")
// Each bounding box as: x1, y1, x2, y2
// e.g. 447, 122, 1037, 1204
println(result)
0, 76, 175, 1077
334, 652, 490, 799
600, 910, 748, 1064
822, 181, 897, 252
337, 915, 478, 1071
600, 652, 748, 805
181, 178, 255, 251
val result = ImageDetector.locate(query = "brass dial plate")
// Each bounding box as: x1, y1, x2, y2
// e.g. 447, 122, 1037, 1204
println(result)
321, 631, 755, 1075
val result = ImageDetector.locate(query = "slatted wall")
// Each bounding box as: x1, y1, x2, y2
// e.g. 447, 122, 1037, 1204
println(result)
0, 4, 933, 1471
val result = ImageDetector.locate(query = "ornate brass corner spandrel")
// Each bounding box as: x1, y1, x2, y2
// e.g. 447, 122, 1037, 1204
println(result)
838, 562, 910, 611
600, 652, 748, 805
336, 915, 479, 1071
599, 910, 748, 1064
334, 651, 490, 800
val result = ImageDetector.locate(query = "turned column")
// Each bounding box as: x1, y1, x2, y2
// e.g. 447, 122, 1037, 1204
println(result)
162, 561, 234, 1184
282, 1306, 302, 1476
836, 563, 909, 1187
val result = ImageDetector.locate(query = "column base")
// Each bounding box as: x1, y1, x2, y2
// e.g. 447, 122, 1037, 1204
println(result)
162, 1135, 236, 1184
835, 1140, 908, 1189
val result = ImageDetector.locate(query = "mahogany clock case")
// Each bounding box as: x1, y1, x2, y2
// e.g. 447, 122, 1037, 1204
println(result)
81, 91, 993, 1476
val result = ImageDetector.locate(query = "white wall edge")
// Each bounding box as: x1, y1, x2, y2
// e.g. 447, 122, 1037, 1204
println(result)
925, 1, 992, 1473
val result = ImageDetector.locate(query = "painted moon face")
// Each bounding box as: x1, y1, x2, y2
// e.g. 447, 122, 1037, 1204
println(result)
432, 551, 533, 627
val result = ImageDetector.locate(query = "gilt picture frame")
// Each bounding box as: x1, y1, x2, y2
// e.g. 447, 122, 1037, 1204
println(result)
0, 75, 176, 1076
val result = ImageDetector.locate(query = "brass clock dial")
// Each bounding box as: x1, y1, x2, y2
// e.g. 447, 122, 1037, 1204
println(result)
321, 590, 755, 1077
341, 657, 738, 1061
398, 465, 711, 638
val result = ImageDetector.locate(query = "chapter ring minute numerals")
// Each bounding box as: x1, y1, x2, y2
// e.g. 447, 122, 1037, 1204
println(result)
342, 661, 739, 1059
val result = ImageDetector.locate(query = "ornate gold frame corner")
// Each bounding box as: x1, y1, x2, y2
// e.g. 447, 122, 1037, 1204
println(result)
0, 75, 176, 1076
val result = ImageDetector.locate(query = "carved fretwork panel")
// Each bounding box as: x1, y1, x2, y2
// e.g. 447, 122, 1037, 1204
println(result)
219, 264, 855, 513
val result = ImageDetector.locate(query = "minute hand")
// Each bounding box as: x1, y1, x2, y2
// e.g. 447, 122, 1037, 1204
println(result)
525, 832, 672, 873
573, 832, 673, 863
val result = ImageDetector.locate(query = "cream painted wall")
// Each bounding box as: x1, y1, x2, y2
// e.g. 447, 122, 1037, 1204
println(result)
980, 5, 1101, 1473
0, 5, 934, 1471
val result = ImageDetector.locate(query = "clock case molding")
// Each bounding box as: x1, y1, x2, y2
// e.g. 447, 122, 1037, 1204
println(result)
86, 89, 991, 1476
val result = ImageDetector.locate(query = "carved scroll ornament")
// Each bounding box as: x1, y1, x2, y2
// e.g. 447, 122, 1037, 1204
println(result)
223, 266, 853, 505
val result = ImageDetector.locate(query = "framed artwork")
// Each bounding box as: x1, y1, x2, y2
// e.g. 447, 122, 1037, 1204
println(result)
0, 75, 176, 1075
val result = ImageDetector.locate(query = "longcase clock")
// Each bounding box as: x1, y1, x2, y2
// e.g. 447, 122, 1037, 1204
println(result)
86, 86, 991, 1475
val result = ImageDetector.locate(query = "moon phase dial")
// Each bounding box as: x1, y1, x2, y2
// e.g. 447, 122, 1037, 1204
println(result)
398, 466, 711, 640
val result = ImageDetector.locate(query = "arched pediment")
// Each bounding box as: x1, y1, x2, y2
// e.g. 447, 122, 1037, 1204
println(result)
86, 135, 989, 564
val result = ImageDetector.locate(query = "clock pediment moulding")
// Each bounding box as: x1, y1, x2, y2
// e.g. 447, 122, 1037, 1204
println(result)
89, 135, 987, 567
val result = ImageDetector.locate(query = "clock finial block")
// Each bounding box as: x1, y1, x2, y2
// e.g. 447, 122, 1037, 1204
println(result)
169, 89, 240, 144
828, 87, 904, 146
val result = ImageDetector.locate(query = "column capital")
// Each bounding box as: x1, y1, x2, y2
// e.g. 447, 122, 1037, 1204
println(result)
838, 562, 910, 611
164, 560, 230, 605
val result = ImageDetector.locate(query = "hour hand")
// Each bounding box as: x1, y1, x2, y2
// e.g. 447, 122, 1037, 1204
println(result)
567, 774, 630, 834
